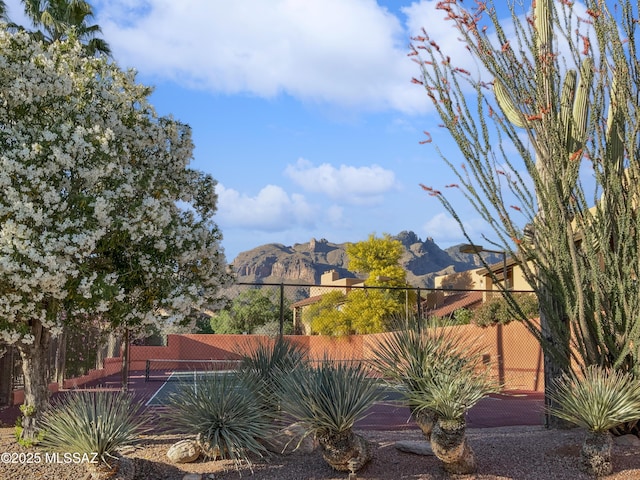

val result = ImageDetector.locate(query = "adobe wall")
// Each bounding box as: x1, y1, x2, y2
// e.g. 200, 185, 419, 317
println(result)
361, 320, 542, 392
10, 320, 543, 404
127, 321, 542, 391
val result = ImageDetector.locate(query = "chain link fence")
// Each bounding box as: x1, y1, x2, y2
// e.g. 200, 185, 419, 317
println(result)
2, 281, 540, 405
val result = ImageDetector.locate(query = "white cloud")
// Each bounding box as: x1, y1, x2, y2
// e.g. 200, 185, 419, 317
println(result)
215, 183, 315, 231
284, 158, 397, 205
94, 0, 430, 114
421, 212, 490, 245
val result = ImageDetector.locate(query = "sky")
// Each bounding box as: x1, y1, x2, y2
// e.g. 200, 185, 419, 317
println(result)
4, 0, 526, 262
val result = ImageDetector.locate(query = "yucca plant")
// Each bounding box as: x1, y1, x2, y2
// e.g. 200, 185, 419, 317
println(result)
39, 391, 148, 479
408, 362, 498, 474
370, 317, 485, 440
277, 359, 383, 472
548, 366, 640, 477
239, 336, 307, 415
163, 371, 275, 471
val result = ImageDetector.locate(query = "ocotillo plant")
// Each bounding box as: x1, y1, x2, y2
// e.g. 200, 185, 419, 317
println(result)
412, 0, 640, 410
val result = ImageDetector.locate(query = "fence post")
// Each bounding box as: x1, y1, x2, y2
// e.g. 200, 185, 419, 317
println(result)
279, 283, 284, 338
121, 328, 129, 392
416, 287, 422, 332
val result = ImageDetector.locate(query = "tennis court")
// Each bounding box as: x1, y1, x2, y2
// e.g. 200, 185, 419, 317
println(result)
143, 359, 405, 408
145, 369, 244, 406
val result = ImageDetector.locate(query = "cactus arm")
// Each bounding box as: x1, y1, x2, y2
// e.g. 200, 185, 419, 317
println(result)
606, 75, 624, 172
560, 69, 577, 152
494, 80, 527, 128
534, 0, 554, 117
571, 58, 594, 154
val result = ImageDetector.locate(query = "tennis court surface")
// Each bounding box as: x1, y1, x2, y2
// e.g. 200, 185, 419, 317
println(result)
135, 362, 544, 430
0, 370, 545, 432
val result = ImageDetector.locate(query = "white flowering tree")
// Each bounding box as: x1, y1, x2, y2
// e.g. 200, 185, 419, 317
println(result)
0, 29, 231, 440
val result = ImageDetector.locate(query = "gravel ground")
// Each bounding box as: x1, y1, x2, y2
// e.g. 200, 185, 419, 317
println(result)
2, 425, 640, 479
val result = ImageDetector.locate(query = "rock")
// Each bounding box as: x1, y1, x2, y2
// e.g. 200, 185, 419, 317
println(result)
264, 422, 317, 455
182, 475, 203, 480
614, 434, 640, 447
167, 439, 201, 464
395, 440, 434, 456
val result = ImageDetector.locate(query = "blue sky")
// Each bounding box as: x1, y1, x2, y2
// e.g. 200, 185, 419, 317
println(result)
5, 0, 516, 261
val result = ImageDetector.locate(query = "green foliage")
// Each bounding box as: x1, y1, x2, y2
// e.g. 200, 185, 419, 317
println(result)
211, 289, 292, 334
305, 290, 348, 335
164, 372, 274, 469
277, 360, 383, 438
548, 366, 640, 433
472, 294, 539, 327
194, 313, 214, 334
39, 391, 147, 465
20, 0, 111, 56
408, 363, 498, 422
371, 319, 497, 421
307, 234, 410, 336
239, 337, 308, 412
452, 308, 474, 325
346, 234, 406, 286
414, 0, 640, 386
14, 424, 45, 447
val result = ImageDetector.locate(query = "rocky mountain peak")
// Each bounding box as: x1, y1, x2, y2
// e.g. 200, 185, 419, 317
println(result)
230, 231, 500, 288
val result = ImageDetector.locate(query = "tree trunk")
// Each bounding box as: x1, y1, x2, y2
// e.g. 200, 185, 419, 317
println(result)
318, 430, 371, 472
430, 418, 476, 474
121, 329, 129, 392
16, 318, 52, 441
581, 431, 613, 477
53, 328, 67, 385
106, 331, 120, 359
540, 297, 572, 429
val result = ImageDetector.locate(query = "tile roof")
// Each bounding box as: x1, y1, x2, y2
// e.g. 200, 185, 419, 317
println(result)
423, 291, 483, 318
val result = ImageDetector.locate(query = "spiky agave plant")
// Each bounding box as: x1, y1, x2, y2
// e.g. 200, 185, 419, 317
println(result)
39, 391, 148, 477
548, 366, 640, 477
164, 372, 275, 471
277, 359, 383, 472
239, 336, 308, 415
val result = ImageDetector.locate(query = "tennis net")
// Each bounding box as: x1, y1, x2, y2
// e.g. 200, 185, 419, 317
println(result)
144, 358, 243, 382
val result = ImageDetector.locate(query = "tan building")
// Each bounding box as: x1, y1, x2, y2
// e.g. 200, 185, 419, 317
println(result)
292, 270, 364, 334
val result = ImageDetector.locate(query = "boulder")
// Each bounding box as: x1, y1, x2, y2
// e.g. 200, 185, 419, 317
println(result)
395, 440, 434, 456
167, 439, 201, 464
614, 434, 640, 447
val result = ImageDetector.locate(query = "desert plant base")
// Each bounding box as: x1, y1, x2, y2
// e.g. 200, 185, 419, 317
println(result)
85, 454, 132, 480
412, 407, 437, 440
581, 431, 613, 477
430, 419, 476, 474
318, 431, 372, 472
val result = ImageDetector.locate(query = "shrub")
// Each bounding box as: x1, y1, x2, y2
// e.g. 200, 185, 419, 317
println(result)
371, 318, 496, 430
472, 293, 538, 327
548, 366, 640, 432
408, 362, 498, 422
164, 372, 275, 469
39, 391, 147, 465
277, 359, 383, 471
277, 360, 382, 438
239, 337, 307, 413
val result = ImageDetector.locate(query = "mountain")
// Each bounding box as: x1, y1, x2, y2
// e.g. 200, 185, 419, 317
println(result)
230, 231, 501, 288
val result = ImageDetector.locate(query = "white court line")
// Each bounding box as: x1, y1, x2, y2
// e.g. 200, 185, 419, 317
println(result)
145, 373, 176, 407
145, 370, 235, 406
